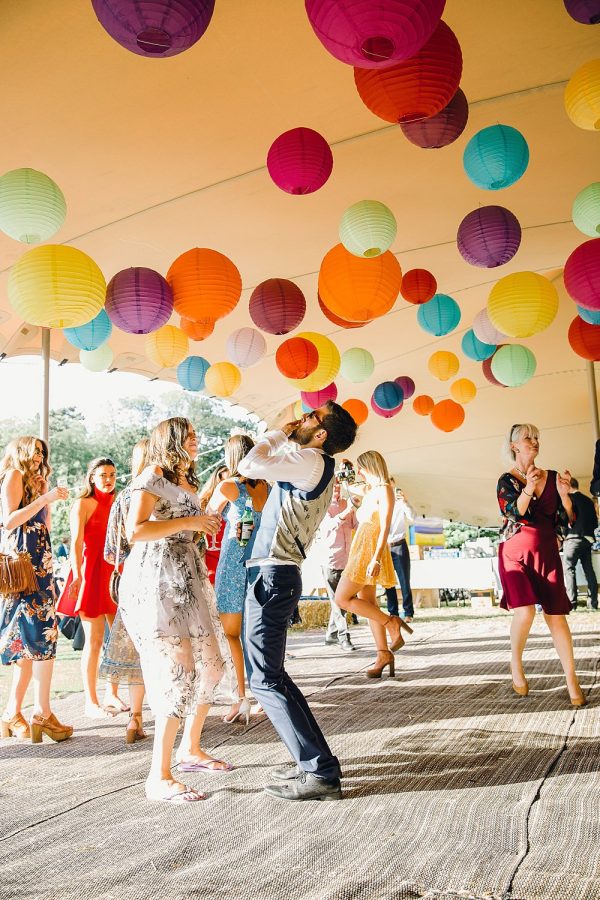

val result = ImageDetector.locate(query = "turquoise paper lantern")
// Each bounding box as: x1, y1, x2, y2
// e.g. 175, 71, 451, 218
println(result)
577, 304, 600, 325
490, 344, 536, 387
573, 183, 600, 237
373, 380, 403, 410
340, 347, 375, 382
64, 309, 112, 351
177, 355, 210, 391
0, 168, 66, 243
339, 200, 397, 258
417, 293, 461, 336
463, 125, 529, 191
461, 329, 496, 361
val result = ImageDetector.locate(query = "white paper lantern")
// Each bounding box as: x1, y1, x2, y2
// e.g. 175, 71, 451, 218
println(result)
226, 327, 267, 368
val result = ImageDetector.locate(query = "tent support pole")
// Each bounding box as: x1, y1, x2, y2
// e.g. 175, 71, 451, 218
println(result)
41, 328, 50, 444
587, 361, 599, 443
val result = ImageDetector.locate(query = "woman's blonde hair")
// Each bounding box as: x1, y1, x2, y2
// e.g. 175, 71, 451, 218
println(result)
504, 423, 540, 463
356, 450, 391, 484
198, 464, 228, 511
225, 434, 256, 483
79, 457, 116, 498
131, 438, 150, 479
148, 417, 200, 489
0, 436, 51, 505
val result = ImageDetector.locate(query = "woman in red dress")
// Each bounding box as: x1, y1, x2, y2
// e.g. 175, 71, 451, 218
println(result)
199, 465, 228, 586
497, 424, 585, 707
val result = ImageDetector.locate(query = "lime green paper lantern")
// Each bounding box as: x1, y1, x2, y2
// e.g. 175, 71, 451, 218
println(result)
340, 347, 375, 382
80, 345, 113, 372
490, 344, 536, 387
0, 168, 66, 243
573, 183, 600, 237
487, 272, 558, 338
339, 200, 397, 258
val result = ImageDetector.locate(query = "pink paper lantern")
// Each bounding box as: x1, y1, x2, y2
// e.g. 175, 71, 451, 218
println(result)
371, 394, 402, 418
267, 127, 333, 195
249, 278, 306, 335
301, 383, 338, 407
564, 239, 600, 310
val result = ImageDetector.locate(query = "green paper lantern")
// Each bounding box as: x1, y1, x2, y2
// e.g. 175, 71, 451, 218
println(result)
573, 182, 600, 237
339, 200, 397, 258
80, 344, 113, 372
0, 168, 66, 244
340, 347, 375, 382
490, 344, 536, 387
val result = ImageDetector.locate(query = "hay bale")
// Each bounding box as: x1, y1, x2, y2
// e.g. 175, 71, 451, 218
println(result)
297, 599, 331, 628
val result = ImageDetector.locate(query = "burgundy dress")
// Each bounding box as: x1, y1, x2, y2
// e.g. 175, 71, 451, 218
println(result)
497, 470, 571, 615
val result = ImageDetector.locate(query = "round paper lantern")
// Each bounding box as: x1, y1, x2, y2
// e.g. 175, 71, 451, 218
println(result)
293, 400, 304, 419
491, 345, 536, 387
342, 398, 368, 426
0, 168, 66, 244
319, 243, 401, 322
450, 378, 477, 404
488, 272, 559, 338
400, 88, 468, 148
394, 376, 415, 399
80, 345, 113, 372
573, 183, 600, 237
564, 0, 600, 23
354, 21, 462, 124
413, 394, 434, 415
472, 308, 508, 345
180, 316, 215, 341
91, 0, 215, 57
276, 337, 319, 379
250, 279, 306, 334
340, 347, 375, 382
430, 399, 465, 432
564, 239, 600, 310
374, 380, 403, 410
267, 127, 333, 195
371, 394, 402, 418
177, 355, 210, 391
400, 268, 437, 304
568, 316, 600, 360
8, 245, 106, 328
226, 327, 266, 368
145, 325, 189, 369
577, 304, 600, 324
461, 329, 496, 362
105, 267, 173, 334
565, 59, 600, 131
318, 293, 369, 328
291, 332, 340, 391
167, 248, 242, 323
428, 350, 459, 381
417, 294, 461, 336
482, 347, 507, 388
64, 309, 112, 351
204, 361, 241, 397
463, 125, 529, 190
305, 0, 445, 69
457, 206, 521, 268
339, 200, 397, 258
301, 383, 338, 407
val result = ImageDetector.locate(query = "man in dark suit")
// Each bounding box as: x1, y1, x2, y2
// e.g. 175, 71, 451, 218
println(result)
563, 478, 598, 610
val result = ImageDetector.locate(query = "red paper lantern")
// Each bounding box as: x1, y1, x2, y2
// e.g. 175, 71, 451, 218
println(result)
430, 399, 465, 432
568, 316, 600, 361
400, 268, 437, 304
249, 279, 306, 335
318, 294, 369, 328
276, 337, 319, 378
167, 248, 241, 322
342, 398, 368, 426
180, 317, 215, 341
413, 394, 434, 415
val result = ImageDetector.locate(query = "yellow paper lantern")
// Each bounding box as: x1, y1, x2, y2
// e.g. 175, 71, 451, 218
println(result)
79, 345, 113, 372
565, 59, 600, 131
205, 361, 241, 397
8, 245, 106, 328
428, 350, 459, 381
450, 378, 477, 404
288, 331, 341, 391
487, 272, 559, 338
145, 325, 189, 369
293, 400, 304, 419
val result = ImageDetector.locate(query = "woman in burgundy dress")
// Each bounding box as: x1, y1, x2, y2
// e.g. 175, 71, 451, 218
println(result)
497, 424, 585, 706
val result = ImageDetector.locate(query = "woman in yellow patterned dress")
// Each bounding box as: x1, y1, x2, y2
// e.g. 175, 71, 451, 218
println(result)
334, 451, 412, 677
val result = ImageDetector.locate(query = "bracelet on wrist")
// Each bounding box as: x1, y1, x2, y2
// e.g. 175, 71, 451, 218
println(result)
522, 489, 533, 498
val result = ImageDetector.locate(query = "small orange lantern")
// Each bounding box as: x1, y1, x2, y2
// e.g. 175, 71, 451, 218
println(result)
413, 394, 434, 415
180, 316, 215, 341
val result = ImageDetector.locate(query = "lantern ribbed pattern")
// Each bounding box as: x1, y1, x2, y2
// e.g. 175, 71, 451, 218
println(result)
340, 347, 375, 382
573, 183, 600, 236
374, 381, 403, 409
289, 332, 340, 391
276, 337, 319, 379
401, 88, 468, 148
177, 355, 210, 391
8, 245, 106, 329
400, 268, 437, 304
450, 378, 477, 404
457, 206, 521, 268
301, 383, 338, 407
394, 375, 415, 399
472, 308, 507, 345
91, 0, 215, 57
488, 272, 559, 338
568, 316, 600, 360
64, 309, 112, 351
319, 244, 401, 322
431, 399, 465, 432
577, 304, 600, 324
145, 325, 189, 369
354, 22, 462, 124
267, 127, 333, 195
318, 294, 368, 328
226, 327, 266, 368
428, 350, 459, 381
413, 394, 434, 415
180, 316, 215, 341
417, 293, 461, 336
491, 345, 536, 387
461, 329, 496, 361
371, 394, 402, 417
564, 239, 600, 310
564, 59, 600, 131
105, 267, 173, 334
167, 248, 241, 323
80, 345, 113, 372
342, 398, 368, 426
463, 125, 529, 190
204, 362, 241, 397
482, 347, 507, 388
339, 200, 397, 258
0, 168, 66, 244
249, 279, 306, 335
564, 0, 600, 23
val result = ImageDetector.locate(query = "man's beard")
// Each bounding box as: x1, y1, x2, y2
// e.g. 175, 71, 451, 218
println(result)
290, 422, 317, 445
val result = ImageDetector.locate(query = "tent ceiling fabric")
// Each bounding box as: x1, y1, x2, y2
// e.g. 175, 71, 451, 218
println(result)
0, 1, 597, 525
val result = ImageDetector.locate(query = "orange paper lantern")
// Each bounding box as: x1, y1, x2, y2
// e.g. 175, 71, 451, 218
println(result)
318, 243, 401, 323
180, 316, 215, 341
342, 398, 369, 426
568, 316, 600, 361
400, 268, 437, 305
450, 378, 477, 404
428, 350, 459, 381
276, 337, 319, 379
430, 399, 465, 432
318, 294, 369, 329
167, 248, 242, 322
413, 394, 434, 415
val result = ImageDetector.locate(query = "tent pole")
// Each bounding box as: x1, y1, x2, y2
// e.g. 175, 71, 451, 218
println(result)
587, 361, 600, 443
41, 328, 50, 444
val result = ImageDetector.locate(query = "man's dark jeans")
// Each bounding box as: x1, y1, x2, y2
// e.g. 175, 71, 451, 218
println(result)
385, 539, 414, 618
564, 537, 598, 608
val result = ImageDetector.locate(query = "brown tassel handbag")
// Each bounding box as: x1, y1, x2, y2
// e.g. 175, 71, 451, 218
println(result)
0, 494, 39, 597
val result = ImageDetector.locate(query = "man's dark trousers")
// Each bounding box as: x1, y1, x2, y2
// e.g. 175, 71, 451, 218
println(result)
563, 538, 598, 608
385, 539, 414, 618
244, 564, 341, 780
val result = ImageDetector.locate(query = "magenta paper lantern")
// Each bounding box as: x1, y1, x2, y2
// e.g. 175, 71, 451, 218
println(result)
395, 375, 415, 399
267, 128, 333, 195
305, 0, 445, 69
249, 278, 306, 334
564, 239, 600, 310
563, 0, 600, 23
401, 88, 468, 149
301, 383, 338, 407
105, 267, 173, 334
457, 206, 522, 268
371, 394, 402, 418
91, 0, 215, 57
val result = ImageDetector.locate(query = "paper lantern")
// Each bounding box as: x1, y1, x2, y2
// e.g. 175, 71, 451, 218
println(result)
319, 243, 401, 322
400, 88, 468, 148
226, 327, 266, 368
167, 248, 242, 323
180, 317, 215, 341
417, 293, 461, 336
305, 0, 445, 68
342, 398, 368, 426
413, 394, 434, 415
400, 268, 437, 304
177, 356, 210, 391
463, 125, 529, 191
339, 200, 397, 258
488, 272, 559, 338
573, 183, 600, 237
301, 383, 338, 407
318, 294, 369, 328
428, 350, 459, 381
276, 337, 319, 379
105, 267, 173, 334
450, 378, 476, 404
8, 245, 106, 329
267, 127, 333, 195
250, 279, 306, 334
0, 168, 66, 244
491, 345, 536, 387
430, 399, 465, 432
91, 0, 215, 57
565, 59, 600, 131
564, 1, 600, 23
568, 316, 600, 360
64, 309, 112, 351
374, 381, 403, 410
472, 308, 507, 345
394, 376, 415, 399
371, 394, 402, 418
577, 304, 600, 324
340, 347, 375, 382
80, 345, 113, 372
457, 206, 521, 268
293, 400, 304, 419
461, 329, 496, 362
145, 325, 189, 369
354, 21, 462, 124
291, 332, 341, 391
564, 239, 600, 310
205, 361, 241, 397
482, 347, 507, 388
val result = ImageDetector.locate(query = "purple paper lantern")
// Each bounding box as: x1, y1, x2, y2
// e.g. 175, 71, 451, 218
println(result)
105, 267, 174, 334
249, 279, 306, 335
301, 383, 338, 407
401, 88, 468, 149
564, 239, 600, 310
371, 395, 402, 418
457, 206, 522, 268
394, 375, 415, 399
91, 0, 215, 57
563, 0, 600, 23
267, 128, 333, 195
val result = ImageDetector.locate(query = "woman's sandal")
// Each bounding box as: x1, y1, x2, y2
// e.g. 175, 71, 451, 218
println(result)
176, 756, 234, 773
125, 712, 147, 744
145, 783, 207, 804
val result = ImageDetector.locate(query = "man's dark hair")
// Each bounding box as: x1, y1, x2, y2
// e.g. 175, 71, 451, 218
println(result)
320, 401, 358, 456
570, 477, 579, 489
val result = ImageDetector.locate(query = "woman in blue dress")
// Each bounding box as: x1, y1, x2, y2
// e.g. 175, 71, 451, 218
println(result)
209, 435, 269, 724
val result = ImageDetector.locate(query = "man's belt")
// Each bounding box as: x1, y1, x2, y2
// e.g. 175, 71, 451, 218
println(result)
389, 538, 407, 547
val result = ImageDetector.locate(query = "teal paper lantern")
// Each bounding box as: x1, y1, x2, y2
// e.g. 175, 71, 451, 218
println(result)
340, 347, 375, 382
461, 329, 496, 361
577, 304, 600, 325
339, 200, 397, 258
463, 125, 529, 191
490, 344, 536, 387
573, 183, 600, 237
0, 168, 66, 243
417, 293, 461, 336
177, 355, 210, 391
64, 309, 112, 351
373, 381, 403, 410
